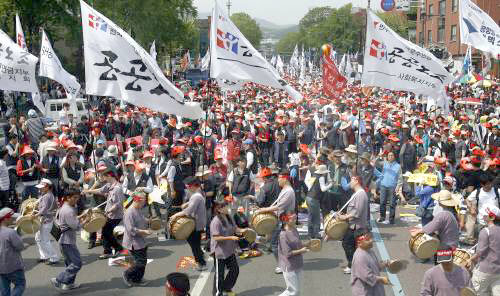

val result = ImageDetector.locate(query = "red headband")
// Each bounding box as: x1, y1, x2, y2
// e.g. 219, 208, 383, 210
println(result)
166, 281, 184, 295
436, 249, 453, 257
0, 211, 13, 222
486, 208, 498, 219
279, 213, 295, 222
133, 195, 146, 202
355, 234, 370, 245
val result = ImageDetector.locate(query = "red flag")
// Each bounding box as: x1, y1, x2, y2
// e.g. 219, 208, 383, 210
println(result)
322, 54, 347, 99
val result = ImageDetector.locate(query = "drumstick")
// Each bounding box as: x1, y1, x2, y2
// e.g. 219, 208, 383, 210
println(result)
93, 200, 108, 210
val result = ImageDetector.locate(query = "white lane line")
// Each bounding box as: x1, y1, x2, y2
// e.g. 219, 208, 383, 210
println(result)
370, 219, 406, 296
191, 257, 214, 296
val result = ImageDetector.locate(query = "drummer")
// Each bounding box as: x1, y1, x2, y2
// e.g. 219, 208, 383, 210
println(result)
51, 190, 91, 291
420, 248, 472, 296
410, 190, 460, 264
351, 229, 391, 296
32, 178, 59, 265
122, 191, 152, 287
0, 207, 25, 296
277, 213, 309, 296
255, 171, 296, 274
82, 166, 125, 259
210, 200, 242, 296
467, 205, 500, 295
169, 176, 207, 271
326, 175, 369, 275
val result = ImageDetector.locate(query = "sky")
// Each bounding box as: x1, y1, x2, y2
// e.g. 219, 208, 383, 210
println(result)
193, 0, 381, 26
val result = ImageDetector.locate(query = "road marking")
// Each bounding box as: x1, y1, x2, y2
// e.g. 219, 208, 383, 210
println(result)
370, 219, 406, 296
191, 257, 214, 296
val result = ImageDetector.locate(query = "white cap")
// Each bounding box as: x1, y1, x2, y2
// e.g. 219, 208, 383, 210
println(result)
35, 178, 53, 189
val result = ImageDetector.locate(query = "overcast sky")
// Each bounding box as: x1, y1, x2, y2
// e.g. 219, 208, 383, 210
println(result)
193, 0, 380, 25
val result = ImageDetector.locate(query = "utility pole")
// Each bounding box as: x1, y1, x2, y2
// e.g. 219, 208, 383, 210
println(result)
227, 0, 232, 16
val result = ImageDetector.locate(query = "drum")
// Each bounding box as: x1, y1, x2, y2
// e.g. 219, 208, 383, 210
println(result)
149, 217, 163, 231
242, 228, 257, 243
251, 212, 278, 235
453, 249, 472, 269
387, 260, 407, 274
408, 232, 440, 259
324, 212, 348, 241
16, 198, 40, 234
460, 287, 477, 296
168, 216, 195, 240
83, 209, 107, 233
309, 239, 322, 252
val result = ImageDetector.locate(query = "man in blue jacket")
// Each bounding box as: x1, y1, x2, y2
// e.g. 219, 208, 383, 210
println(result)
373, 151, 401, 224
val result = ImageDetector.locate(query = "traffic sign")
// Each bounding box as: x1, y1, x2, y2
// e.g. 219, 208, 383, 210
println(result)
381, 0, 395, 11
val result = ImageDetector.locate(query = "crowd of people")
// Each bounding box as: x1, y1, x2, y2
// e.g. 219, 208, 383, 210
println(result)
0, 74, 499, 296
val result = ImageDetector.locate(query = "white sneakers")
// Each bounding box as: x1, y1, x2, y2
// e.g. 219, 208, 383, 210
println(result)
343, 267, 351, 274
275, 267, 283, 274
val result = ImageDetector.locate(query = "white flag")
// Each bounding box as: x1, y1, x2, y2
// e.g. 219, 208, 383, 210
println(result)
80, 0, 203, 119
201, 48, 210, 71
31, 91, 46, 116
150, 40, 157, 61
299, 47, 305, 84
15, 14, 27, 50
270, 55, 276, 67
39, 30, 81, 99
0, 29, 38, 92
290, 45, 299, 70
210, 1, 301, 100
459, 0, 500, 58
339, 54, 347, 75
362, 10, 453, 97
276, 55, 284, 75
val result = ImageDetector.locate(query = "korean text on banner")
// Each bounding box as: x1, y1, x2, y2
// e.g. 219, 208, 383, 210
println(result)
80, 0, 203, 119
361, 10, 453, 97
459, 0, 500, 58
0, 29, 38, 93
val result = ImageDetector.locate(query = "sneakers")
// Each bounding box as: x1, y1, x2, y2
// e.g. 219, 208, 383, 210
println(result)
196, 264, 208, 272
377, 218, 389, 224
122, 271, 133, 288
61, 283, 80, 291
50, 278, 61, 289
99, 254, 112, 260
45, 260, 59, 266
87, 242, 96, 249
343, 267, 351, 274
274, 267, 283, 274
134, 279, 149, 287
37, 259, 48, 264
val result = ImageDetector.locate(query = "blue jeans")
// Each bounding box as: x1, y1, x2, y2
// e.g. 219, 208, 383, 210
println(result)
306, 196, 321, 239
0, 269, 26, 296
379, 186, 396, 222
57, 244, 82, 285
21, 185, 38, 201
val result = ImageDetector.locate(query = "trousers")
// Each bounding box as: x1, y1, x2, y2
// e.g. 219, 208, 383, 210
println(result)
379, 186, 396, 222
124, 248, 147, 283
472, 268, 500, 296
56, 243, 82, 285
35, 222, 59, 262
187, 230, 206, 266
0, 269, 25, 296
101, 219, 123, 254
279, 269, 302, 296
342, 228, 356, 268
306, 196, 321, 239
213, 254, 239, 296
270, 221, 283, 261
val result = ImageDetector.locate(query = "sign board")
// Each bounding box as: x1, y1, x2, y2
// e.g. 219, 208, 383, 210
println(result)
381, 0, 395, 11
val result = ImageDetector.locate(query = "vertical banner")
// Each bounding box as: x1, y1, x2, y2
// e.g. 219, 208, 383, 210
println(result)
322, 54, 347, 98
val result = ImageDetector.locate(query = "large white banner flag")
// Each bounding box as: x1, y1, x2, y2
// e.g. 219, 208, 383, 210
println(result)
362, 11, 453, 97
15, 14, 27, 50
459, 0, 500, 58
39, 30, 81, 98
80, 0, 203, 119
0, 29, 38, 92
210, 1, 301, 100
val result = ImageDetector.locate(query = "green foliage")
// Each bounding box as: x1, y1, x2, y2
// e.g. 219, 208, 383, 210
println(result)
230, 12, 262, 48
376, 11, 409, 39
276, 4, 363, 55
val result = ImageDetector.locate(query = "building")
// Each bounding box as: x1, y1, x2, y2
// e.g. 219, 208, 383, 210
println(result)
197, 17, 211, 57
415, 0, 499, 61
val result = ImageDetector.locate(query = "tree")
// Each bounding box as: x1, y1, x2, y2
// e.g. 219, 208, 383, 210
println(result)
299, 7, 333, 32
376, 11, 409, 39
275, 31, 301, 54
230, 12, 262, 48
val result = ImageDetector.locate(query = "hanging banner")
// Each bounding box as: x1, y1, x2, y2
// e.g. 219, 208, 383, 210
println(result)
80, 0, 203, 119
362, 10, 453, 97
0, 29, 38, 92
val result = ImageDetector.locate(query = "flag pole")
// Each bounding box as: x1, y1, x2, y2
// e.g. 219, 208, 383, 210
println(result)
85, 95, 98, 175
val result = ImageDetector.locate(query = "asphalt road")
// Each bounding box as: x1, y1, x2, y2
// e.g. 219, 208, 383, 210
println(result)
19, 205, 440, 296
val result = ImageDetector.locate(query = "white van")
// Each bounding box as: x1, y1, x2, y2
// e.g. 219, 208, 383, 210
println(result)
44, 98, 89, 123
